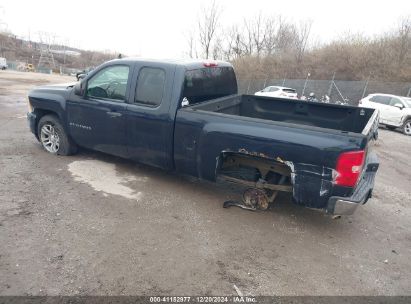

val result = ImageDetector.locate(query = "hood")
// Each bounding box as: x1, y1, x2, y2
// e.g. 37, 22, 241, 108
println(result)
29, 82, 76, 95
28, 82, 77, 103
45, 82, 77, 88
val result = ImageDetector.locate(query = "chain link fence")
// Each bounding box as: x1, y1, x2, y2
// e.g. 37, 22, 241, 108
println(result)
5, 60, 80, 76
238, 78, 411, 105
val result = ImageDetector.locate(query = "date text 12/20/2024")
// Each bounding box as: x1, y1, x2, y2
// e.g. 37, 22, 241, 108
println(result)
149, 297, 257, 303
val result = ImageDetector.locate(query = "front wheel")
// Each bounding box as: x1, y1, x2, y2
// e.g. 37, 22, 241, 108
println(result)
37, 115, 77, 155
403, 120, 411, 136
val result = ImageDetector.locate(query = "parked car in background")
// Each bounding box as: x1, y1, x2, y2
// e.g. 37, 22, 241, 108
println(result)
255, 86, 298, 99
360, 93, 411, 135
0, 57, 8, 70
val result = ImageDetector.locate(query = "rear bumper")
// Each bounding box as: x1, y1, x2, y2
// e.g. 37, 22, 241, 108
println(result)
327, 189, 372, 215
326, 152, 379, 215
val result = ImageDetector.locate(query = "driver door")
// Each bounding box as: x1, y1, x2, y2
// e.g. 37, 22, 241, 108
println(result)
67, 64, 132, 158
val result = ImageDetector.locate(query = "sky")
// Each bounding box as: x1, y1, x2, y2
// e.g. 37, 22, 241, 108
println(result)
0, 0, 410, 58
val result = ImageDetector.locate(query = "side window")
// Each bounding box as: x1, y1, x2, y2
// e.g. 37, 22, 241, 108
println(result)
389, 97, 403, 107
87, 65, 129, 101
134, 67, 166, 107
370, 95, 390, 105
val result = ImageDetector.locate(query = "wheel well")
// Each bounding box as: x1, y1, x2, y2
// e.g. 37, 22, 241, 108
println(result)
216, 152, 293, 193
403, 116, 411, 124
33, 109, 59, 136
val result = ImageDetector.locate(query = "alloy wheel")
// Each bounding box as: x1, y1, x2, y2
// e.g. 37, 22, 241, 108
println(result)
40, 124, 60, 153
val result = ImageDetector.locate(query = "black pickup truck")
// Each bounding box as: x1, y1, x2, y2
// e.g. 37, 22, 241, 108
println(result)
27, 58, 379, 215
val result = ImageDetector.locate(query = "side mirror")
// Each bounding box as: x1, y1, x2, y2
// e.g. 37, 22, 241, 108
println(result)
394, 103, 404, 110
74, 81, 85, 96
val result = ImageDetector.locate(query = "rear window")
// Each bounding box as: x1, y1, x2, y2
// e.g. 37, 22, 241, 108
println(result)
182, 67, 237, 104
283, 88, 296, 93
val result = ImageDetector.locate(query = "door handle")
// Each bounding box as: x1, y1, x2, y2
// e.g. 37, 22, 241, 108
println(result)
107, 111, 122, 118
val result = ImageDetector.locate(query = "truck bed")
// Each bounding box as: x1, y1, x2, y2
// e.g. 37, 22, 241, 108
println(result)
188, 94, 377, 135
174, 94, 379, 211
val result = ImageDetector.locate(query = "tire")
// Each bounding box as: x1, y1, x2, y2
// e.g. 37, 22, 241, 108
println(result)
386, 125, 397, 131
37, 115, 77, 155
403, 119, 411, 136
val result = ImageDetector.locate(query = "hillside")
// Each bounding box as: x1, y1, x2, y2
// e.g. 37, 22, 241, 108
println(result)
0, 32, 118, 70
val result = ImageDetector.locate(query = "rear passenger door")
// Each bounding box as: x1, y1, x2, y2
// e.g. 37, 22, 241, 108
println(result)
125, 63, 176, 169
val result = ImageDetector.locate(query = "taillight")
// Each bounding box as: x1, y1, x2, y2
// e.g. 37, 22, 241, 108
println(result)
335, 150, 365, 187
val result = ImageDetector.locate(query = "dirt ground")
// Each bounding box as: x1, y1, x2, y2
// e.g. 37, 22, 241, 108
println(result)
0, 70, 410, 296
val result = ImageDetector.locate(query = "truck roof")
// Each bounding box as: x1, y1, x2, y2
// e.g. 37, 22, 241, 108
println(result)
106, 57, 233, 69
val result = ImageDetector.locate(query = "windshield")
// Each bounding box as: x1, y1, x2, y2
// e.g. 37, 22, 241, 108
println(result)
183, 67, 237, 104
403, 98, 411, 107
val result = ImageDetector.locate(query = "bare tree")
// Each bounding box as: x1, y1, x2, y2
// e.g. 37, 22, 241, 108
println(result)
276, 22, 298, 53
263, 15, 298, 55
294, 19, 313, 63
198, 0, 220, 59
212, 35, 223, 60
250, 13, 267, 57
395, 15, 410, 66
185, 30, 197, 59
186, 10, 410, 81
223, 25, 245, 60
263, 15, 280, 55
241, 18, 254, 56
241, 13, 268, 57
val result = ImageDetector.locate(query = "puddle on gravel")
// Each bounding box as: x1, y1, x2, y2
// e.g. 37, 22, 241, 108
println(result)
68, 160, 147, 200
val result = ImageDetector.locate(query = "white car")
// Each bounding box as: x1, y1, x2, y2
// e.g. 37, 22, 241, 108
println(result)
0, 57, 8, 70
359, 93, 411, 135
255, 86, 298, 99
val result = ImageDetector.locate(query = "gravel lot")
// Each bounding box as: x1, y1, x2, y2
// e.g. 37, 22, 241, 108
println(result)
0, 70, 410, 296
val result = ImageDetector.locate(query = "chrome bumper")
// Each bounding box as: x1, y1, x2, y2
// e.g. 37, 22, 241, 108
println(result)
328, 195, 369, 215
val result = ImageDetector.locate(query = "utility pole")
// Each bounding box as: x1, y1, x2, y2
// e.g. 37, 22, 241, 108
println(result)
328, 72, 335, 96
246, 80, 251, 94
302, 72, 310, 97
361, 75, 370, 99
